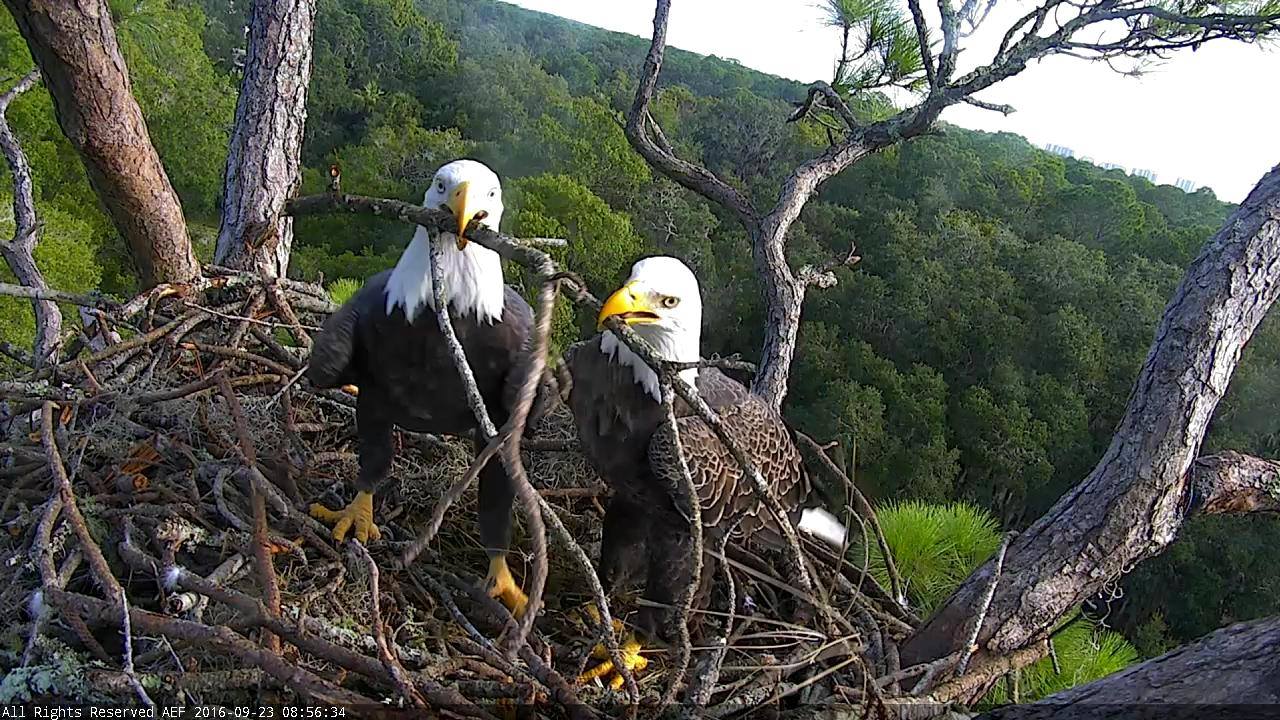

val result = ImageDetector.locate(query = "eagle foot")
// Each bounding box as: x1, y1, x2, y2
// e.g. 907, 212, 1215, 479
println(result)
485, 555, 529, 617
576, 602, 626, 635
309, 490, 381, 543
578, 634, 649, 690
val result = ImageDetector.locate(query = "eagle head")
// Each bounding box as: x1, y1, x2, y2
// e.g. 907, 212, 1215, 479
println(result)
597, 257, 704, 397
423, 159, 504, 251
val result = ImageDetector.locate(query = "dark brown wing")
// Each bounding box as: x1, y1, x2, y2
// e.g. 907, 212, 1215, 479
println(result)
306, 271, 391, 389
564, 336, 664, 506
649, 385, 809, 542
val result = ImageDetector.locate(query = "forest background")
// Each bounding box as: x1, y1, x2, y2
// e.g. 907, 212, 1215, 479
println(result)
1, 0, 1274, 664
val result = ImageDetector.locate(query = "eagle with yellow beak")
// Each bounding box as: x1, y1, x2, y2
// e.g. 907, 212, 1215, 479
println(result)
307, 159, 545, 616
565, 256, 847, 687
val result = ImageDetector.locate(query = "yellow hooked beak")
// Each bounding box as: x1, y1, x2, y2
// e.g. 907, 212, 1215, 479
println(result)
445, 180, 477, 251
597, 282, 661, 331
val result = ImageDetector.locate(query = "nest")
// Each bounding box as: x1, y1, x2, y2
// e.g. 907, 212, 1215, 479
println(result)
0, 269, 925, 716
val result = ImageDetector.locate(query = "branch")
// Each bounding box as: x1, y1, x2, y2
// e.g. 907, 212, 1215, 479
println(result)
787, 82, 862, 133
659, 379, 703, 705
42, 589, 378, 708
624, 0, 758, 228
906, 0, 939, 88
962, 96, 1016, 115
977, 615, 1280, 712
1188, 451, 1280, 515
352, 540, 428, 708
0, 69, 61, 367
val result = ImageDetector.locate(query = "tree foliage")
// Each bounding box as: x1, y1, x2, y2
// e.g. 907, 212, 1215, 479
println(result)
0, 0, 1274, 659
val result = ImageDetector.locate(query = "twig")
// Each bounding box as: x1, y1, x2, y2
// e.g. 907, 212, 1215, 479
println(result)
660, 379, 703, 706
0, 69, 62, 368
215, 372, 281, 652
954, 532, 1015, 677
40, 401, 151, 703
44, 589, 378, 708
797, 431, 905, 608
352, 540, 427, 708
400, 427, 508, 567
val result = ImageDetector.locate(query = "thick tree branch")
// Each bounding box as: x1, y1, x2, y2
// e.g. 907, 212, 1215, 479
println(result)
979, 615, 1280, 713
1188, 451, 1280, 515
214, 0, 315, 277
3, 0, 200, 287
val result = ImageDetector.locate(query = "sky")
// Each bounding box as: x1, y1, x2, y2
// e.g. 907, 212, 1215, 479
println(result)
504, 0, 1280, 203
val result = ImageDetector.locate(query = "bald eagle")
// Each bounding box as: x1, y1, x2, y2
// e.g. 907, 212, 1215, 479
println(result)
566, 256, 846, 684
307, 159, 542, 615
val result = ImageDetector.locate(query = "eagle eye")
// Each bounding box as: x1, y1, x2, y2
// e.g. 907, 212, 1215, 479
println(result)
436, 180, 445, 192
488, 188, 498, 199
661, 296, 680, 309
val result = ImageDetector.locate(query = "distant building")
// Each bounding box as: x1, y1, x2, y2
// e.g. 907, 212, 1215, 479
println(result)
1044, 143, 1075, 158
1078, 155, 1093, 164
1132, 168, 1157, 182
1175, 178, 1197, 193
1100, 162, 1125, 172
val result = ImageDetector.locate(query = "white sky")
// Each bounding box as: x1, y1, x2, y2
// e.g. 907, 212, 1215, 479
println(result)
504, 0, 1280, 203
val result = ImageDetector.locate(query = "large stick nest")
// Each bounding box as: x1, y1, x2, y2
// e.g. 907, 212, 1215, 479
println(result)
0, 260, 940, 714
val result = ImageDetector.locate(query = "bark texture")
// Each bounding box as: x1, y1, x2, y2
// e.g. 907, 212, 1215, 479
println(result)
2, 0, 198, 288
0, 69, 61, 367
903, 165, 1280, 687
214, 0, 316, 277
979, 615, 1280, 714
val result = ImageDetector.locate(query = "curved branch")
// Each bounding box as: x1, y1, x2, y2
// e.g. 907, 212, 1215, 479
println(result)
625, 0, 758, 228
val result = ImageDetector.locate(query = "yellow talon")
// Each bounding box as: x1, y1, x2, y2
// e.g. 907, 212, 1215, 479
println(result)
578, 635, 648, 689
579, 602, 626, 635
309, 490, 380, 543
485, 555, 529, 617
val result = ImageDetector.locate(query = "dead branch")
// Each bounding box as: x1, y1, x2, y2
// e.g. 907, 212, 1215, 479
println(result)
215, 372, 282, 652
0, 69, 61, 367
43, 588, 378, 708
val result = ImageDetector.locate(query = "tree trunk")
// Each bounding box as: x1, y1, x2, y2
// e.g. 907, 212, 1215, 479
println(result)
0, 70, 60, 367
978, 615, 1280, 715
214, 0, 316, 278
902, 164, 1280, 689
1, 0, 199, 289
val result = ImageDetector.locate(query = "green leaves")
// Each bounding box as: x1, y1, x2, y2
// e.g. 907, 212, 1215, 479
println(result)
821, 0, 927, 94
983, 619, 1140, 704
862, 500, 1002, 613
326, 278, 363, 306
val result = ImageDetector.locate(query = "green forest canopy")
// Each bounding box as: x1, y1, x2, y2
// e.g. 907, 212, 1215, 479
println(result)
1, 0, 1276, 659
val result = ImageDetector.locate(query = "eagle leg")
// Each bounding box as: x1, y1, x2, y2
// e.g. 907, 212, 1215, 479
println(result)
309, 405, 391, 543
484, 555, 529, 617
598, 496, 652, 594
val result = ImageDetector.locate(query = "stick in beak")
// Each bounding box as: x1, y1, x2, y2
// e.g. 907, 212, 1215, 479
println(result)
446, 180, 475, 251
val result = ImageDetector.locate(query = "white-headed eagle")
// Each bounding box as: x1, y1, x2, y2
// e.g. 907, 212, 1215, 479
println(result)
307, 159, 546, 616
565, 256, 847, 686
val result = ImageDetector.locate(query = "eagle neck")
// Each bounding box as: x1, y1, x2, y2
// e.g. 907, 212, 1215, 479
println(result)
384, 226, 505, 324
600, 326, 700, 402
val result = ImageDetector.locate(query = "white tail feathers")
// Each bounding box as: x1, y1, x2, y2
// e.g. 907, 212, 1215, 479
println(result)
799, 507, 848, 548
